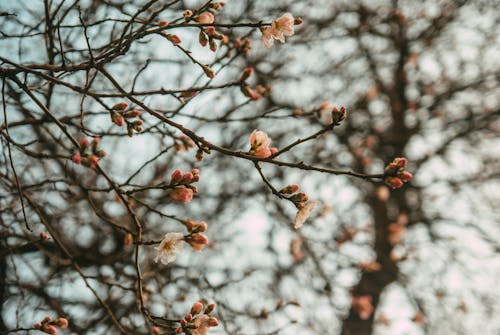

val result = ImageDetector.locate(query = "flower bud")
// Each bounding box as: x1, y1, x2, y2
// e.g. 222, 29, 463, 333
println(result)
209, 38, 218, 52
204, 303, 215, 314
294, 17, 304, 25
208, 317, 219, 327
197, 12, 215, 24
96, 150, 107, 158
331, 106, 347, 123
171, 169, 183, 183
112, 102, 128, 111
166, 34, 181, 45
72, 154, 82, 164
199, 31, 208, 47
55, 318, 69, 328
152, 326, 160, 335
111, 113, 125, 127
182, 172, 193, 183
34, 323, 42, 329
191, 301, 204, 315
158, 20, 169, 27
202, 65, 215, 78
183, 10, 193, 19
40, 231, 50, 241
80, 139, 89, 149
240, 67, 254, 82
210, 2, 225, 10
196, 149, 203, 161
279, 184, 299, 194
184, 313, 192, 321
385, 177, 403, 189
399, 171, 413, 181
175, 327, 182, 333
45, 325, 58, 335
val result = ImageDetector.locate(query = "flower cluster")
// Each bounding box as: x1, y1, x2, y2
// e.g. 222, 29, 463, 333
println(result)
261, 13, 302, 48
196, 9, 228, 54
248, 130, 278, 158
71, 137, 106, 168
384, 157, 413, 189
351, 295, 374, 320
279, 184, 316, 229
183, 219, 209, 251
175, 302, 219, 335
34, 317, 68, 335
168, 169, 200, 203
110, 102, 143, 137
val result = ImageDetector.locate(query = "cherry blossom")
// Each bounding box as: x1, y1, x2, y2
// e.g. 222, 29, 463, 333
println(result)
261, 13, 296, 48
154, 232, 185, 264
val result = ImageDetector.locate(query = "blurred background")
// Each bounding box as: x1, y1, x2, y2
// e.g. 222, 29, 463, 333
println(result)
1, 1, 499, 334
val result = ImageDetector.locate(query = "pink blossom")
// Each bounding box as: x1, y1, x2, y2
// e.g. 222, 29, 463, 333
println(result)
249, 130, 275, 158
261, 13, 295, 48
154, 232, 185, 264
45, 325, 58, 335
169, 186, 194, 203
293, 201, 316, 229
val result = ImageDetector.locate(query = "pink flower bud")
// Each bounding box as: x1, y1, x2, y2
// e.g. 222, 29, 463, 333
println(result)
166, 34, 181, 45
205, 26, 216, 35
394, 157, 408, 168
72, 154, 82, 164
184, 313, 192, 321
169, 186, 194, 203
208, 317, 219, 327
171, 169, 183, 183
151, 326, 160, 335
279, 184, 299, 194
180, 319, 187, 326
34, 323, 42, 329
183, 10, 193, 19
294, 17, 304, 25
240, 67, 254, 81
400, 171, 413, 182
55, 318, 68, 328
182, 172, 193, 183
205, 303, 215, 314
188, 233, 209, 251
209, 38, 218, 52
199, 31, 208, 47
175, 327, 182, 333
202, 65, 215, 78
112, 113, 125, 127
40, 231, 50, 241
80, 139, 89, 148
197, 221, 208, 232
42, 316, 52, 323
89, 155, 99, 169
112, 102, 128, 111
45, 325, 58, 335
385, 177, 403, 189
191, 301, 204, 315
158, 20, 169, 27
197, 12, 215, 24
